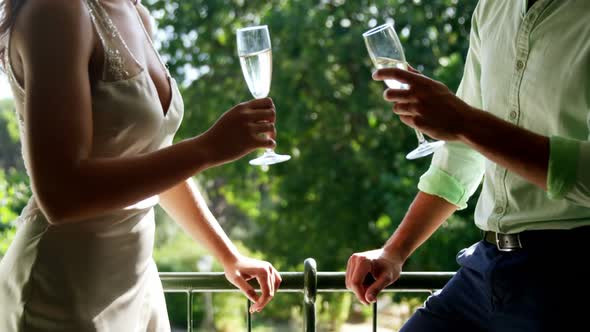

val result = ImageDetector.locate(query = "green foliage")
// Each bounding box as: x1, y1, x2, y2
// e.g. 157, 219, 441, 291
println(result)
141, 0, 480, 327
0, 98, 23, 170
0, 99, 19, 142
0, 168, 30, 257
0, 98, 30, 257
317, 293, 353, 331
144, 0, 479, 271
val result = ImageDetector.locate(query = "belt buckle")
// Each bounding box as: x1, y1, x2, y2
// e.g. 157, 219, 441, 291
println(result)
495, 232, 522, 252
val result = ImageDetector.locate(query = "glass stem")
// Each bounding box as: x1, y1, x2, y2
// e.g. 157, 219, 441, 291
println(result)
414, 129, 427, 145
265, 132, 274, 153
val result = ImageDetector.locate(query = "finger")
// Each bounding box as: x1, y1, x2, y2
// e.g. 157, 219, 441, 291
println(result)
350, 259, 372, 305
384, 88, 416, 103
399, 115, 416, 128
393, 103, 415, 116
243, 108, 276, 122
252, 271, 273, 312
244, 97, 274, 109
262, 270, 274, 312
269, 127, 277, 140
268, 266, 276, 297
372, 68, 426, 85
231, 276, 260, 304
365, 274, 395, 304
273, 269, 282, 293
345, 256, 356, 290
250, 122, 276, 135
252, 136, 277, 149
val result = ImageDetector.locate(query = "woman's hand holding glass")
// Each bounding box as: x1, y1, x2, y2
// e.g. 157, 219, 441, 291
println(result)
200, 98, 277, 167
236, 25, 291, 166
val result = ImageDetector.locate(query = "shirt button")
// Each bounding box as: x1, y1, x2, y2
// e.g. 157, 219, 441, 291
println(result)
494, 207, 504, 214
516, 60, 525, 70
509, 111, 517, 119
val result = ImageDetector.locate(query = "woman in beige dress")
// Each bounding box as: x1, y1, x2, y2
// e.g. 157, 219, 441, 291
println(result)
0, 0, 282, 330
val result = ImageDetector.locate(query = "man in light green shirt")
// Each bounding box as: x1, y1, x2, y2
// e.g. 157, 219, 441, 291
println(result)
346, 0, 590, 330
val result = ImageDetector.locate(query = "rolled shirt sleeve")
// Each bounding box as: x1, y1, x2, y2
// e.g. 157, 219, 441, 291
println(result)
418, 9, 486, 209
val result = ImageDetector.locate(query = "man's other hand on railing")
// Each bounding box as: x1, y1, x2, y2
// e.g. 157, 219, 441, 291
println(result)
345, 249, 403, 305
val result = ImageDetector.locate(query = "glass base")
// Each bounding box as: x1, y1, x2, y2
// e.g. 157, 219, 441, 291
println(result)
249, 151, 291, 166
406, 140, 445, 160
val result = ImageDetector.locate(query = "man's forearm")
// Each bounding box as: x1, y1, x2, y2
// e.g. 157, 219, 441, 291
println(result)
458, 108, 549, 190
383, 192, 458, 262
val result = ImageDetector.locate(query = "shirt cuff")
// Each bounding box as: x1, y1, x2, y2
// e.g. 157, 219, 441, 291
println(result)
418, 165, 469, 209
547, 136, 581, 200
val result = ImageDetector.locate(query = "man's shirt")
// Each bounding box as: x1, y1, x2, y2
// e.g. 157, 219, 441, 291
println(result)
418, 0, 590, 233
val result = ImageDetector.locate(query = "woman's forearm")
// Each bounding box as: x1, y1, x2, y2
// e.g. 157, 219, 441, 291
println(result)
34, 135, 214, 224
158, 179, 240, 265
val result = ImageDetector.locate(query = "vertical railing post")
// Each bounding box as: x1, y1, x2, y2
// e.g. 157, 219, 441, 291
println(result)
187, 290, 194, 332
246, 299, 252, 332
303, 258, 317, 332
372, 301, 377, 332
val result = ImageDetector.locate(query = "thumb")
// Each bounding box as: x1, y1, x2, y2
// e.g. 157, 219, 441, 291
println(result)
365, 275, 393, 303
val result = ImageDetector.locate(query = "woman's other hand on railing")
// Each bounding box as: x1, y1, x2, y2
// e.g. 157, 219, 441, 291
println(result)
223, 254, 282, 313
345, 249, 404, 305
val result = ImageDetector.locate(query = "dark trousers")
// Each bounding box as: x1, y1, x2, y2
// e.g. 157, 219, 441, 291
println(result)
401, 240, 588, 332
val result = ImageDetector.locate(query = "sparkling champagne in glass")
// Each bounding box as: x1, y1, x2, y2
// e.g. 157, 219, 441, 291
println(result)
363, 23, 445, 160
237, 25, 291, 166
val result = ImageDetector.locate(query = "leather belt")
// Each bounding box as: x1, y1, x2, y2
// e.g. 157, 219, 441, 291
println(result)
483, 226, 590, 252
484, 231, 523, 252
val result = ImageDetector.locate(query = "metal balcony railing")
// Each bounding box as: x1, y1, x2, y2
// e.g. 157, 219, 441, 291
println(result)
160, 258, 454, 332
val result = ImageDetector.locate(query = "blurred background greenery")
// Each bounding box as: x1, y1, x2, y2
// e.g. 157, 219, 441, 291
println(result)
0, 0, 480, 330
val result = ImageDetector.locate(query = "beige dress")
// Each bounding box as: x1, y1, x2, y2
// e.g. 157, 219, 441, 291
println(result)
0, 0, 184, 330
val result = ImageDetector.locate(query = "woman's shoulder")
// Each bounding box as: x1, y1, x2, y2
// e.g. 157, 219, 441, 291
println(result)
14, 0, 93, 40
12, 0, 94, 54
18, 0, 91, 23
8, 0, 96, 83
